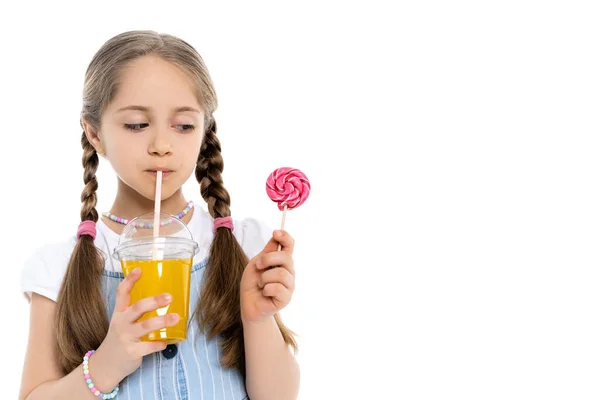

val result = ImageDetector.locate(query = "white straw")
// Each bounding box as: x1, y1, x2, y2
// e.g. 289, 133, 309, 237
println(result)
153, 171, 163, 237
152, 171, 163, 259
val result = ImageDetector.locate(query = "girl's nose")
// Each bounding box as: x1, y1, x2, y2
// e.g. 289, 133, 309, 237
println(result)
148, 129, 172, 156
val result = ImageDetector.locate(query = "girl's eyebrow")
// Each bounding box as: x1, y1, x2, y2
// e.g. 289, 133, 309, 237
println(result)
116, 105, 202, 114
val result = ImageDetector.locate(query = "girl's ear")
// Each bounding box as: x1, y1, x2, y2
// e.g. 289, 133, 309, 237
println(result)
82, 118, 106, 156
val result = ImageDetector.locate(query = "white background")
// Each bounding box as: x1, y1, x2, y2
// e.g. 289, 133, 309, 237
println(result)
1, 1, 599, 399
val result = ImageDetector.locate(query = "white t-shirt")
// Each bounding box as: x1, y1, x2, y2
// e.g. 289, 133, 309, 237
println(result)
20, 201, 274, 303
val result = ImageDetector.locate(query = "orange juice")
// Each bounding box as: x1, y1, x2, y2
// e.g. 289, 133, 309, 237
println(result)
121, 258, 193, 344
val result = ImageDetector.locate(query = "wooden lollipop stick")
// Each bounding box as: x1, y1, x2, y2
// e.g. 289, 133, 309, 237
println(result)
277, 205, 288, 251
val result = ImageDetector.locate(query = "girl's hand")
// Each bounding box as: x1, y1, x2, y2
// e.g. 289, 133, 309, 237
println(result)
240, 230, 296, 324
92, 269, 181, 384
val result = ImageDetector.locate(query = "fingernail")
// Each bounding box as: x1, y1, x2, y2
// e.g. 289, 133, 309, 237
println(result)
171, 314, 180, 322
275, 230, 282, 237
163, 294, 172, 302
133, 268, 140, 274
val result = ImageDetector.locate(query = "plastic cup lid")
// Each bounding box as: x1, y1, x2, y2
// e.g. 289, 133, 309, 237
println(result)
112, 212, 199, 260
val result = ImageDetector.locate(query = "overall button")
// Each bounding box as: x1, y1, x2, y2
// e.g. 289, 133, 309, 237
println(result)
162, 344, 178, 359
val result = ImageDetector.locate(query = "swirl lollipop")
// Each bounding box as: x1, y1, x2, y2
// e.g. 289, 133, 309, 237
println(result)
266, 167, 311, 251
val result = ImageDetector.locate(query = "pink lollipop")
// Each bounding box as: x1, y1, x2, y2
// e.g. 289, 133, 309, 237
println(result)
266, 167, 311, 250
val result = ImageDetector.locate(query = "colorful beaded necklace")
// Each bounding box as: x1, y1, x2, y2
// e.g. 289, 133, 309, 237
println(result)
102, 201, 194, 229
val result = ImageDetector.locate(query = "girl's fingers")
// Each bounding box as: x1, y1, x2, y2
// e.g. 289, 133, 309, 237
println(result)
131, 313, 181, 339
256, 251, 295, 277
258, 267, 295, 291
125, 293, 173, 324
137, 340, 169, 357
261, 230, 295, 254
114, 268, 142, 313
262, 283, 292, 306
273, 230, 295, 253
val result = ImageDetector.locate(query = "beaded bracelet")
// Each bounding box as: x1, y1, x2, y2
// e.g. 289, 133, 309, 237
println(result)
83, 350, 120, 399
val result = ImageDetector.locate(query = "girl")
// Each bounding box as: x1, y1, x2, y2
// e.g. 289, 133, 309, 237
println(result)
19, 30, 300, 400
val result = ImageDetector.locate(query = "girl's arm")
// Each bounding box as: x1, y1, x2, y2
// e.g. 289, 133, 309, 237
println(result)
19, 293, 123, 400
243, 316, 300, 400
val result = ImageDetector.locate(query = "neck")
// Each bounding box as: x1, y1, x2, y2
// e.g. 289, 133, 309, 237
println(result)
108, 179, 192, 222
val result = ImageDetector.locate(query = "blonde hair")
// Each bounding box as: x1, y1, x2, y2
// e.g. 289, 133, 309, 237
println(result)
55, 30, 297, 378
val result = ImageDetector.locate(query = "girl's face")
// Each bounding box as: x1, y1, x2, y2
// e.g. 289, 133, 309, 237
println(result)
86, 55, 205, 201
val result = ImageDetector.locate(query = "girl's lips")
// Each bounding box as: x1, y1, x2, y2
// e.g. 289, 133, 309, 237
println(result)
146, 170, 173, 178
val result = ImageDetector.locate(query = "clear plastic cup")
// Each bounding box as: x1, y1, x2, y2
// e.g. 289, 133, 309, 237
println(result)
113, 212, 199, 344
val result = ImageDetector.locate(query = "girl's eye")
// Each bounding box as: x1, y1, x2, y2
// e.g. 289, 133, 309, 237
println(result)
124, 124, 195, 132
177, 124, 195, 132
124, 123, 148, 131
